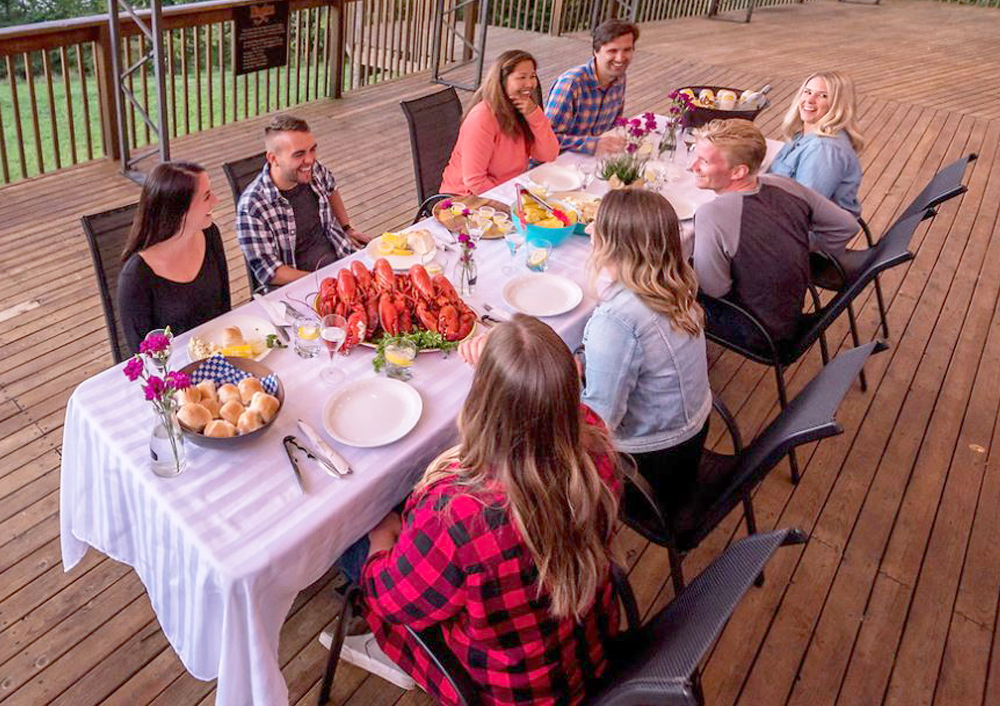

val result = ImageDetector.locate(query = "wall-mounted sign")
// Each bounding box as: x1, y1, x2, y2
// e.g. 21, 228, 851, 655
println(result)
234, 2, 290, 76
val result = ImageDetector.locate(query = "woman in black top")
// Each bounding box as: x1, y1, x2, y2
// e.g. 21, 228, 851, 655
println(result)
118, 161, 231, 353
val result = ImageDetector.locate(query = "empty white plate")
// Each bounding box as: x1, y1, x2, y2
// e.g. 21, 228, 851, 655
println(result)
527, 164, 584, 192
322, 377, 423, 447
502, 274, 584, 318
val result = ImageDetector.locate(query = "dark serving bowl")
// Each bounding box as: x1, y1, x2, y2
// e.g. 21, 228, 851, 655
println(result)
680, 85, 770, 129
177, 356, 285, 448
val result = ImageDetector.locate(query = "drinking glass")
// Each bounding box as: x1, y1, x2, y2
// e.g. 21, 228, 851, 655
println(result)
477, 206, 496, 221
577, 162, 596, 190
293, 315, 322, 358
383, 340, 417, 381
526, 239, 552, 273
502, 227, 526, 276
320, 314, 347, 384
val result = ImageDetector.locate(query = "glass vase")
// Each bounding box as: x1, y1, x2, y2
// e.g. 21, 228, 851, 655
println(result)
658, 126, 678, 161
452, 255, 477, 297
150, 404, 187, 478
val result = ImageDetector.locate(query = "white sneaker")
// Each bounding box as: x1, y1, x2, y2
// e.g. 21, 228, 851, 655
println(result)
319, 630, 417, 691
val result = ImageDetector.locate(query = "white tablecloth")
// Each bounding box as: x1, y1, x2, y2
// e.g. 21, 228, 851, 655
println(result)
60, 131, 785, 706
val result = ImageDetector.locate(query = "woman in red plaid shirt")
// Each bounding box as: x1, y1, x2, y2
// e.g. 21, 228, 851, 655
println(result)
360, 315, 623, 704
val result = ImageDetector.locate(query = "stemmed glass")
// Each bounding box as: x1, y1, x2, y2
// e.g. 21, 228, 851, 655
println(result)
577, 162, 596, 191
319, 314, 347, 384
502, 226, 526, 276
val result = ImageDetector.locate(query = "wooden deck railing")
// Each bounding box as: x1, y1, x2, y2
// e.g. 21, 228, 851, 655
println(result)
0, 0, 810, 186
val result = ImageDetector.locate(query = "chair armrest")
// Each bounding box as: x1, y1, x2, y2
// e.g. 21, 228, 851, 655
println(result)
611, 563, 642, 634
712, 396, 743, 454
405, 624, 481, 706
699, 292, 782, 365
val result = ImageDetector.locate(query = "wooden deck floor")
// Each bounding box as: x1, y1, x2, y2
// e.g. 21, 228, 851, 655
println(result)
3, 0, 1000, 703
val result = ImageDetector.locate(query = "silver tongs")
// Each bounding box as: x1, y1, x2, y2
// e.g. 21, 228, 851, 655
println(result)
516, 186, 576, 224
283, 434, 343, 484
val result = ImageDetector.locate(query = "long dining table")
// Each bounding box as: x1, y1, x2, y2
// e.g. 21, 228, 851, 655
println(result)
59, 121, 782, 705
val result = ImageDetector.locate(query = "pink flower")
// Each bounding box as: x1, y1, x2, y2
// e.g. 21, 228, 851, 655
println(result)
461, 208, 471, 217
143, 376, 166, 401
668, 90, 679, 100
467, 241, 476, 250
670, 106, 680, 114
614, 117, 627, 127
625, 143, 638, 154
643, 111, 656, 123
441, 199, 452, 208
629, 118, 641, 128
165, 371, 191, 390
457, 232, 470, 244
123, 356, 144, 382
630, 126, 645, 138
139, 332, 171, 355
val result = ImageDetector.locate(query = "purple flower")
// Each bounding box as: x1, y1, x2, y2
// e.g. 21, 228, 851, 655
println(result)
625, 143, 638, 154
461, 208, 471, 217
457, 232, 470, 244
614, 117, 627, 127
441, 198, 452, 208
123, 356, 144, 382
670, 106, 680, 114
630, 126, 645, 138
165, 371, 191, 390
143, 376, 166, 401
467, 241, 476, 250
629, 118, 641, 128
668, 90, 679, 100
642, 111, 656, 123
139, 332, 171, 355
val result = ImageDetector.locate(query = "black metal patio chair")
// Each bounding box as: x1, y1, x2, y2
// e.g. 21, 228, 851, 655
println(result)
621, 341, 883, 593
701, 209, 924, 481
221, 152, 269, 294
399, 87, 462, 222
810, 152, 977, 340
403, 528, 807, 706
81, 203, 139, 364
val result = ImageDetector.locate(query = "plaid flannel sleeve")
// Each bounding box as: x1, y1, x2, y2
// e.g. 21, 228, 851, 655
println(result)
544, 75, 599, 155
236, 200, 283, 287
362, 494, 467, 630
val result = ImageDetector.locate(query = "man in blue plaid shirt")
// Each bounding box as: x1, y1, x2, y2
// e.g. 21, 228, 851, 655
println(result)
544, 20, 638, 155
237, 115, 370, 289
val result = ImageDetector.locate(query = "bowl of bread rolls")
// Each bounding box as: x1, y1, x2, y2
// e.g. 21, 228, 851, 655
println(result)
175, 357, 284, 447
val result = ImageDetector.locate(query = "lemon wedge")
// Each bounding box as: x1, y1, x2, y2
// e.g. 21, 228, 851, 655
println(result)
385, 349, 415, 367
297, 324, 320, 340
528, 250, 548, 268
221, 344, 255, 357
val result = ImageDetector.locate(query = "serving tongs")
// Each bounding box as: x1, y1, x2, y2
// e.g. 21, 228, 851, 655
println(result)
516, 186, 572, 226
283, 434, 344, 487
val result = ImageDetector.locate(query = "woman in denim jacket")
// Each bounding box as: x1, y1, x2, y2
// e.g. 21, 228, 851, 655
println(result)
581, 188, 712, 511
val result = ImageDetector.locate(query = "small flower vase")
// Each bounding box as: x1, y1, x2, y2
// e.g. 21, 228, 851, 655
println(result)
452, 255, 477, 297
150, 403, 186, 478
658, 126, 678, 160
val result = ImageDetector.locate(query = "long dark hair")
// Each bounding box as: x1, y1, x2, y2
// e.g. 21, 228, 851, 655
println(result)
470, 50, 543, 148
121, 161, 206, 263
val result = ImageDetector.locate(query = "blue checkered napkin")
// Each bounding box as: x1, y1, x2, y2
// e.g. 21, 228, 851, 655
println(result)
189, 354, 279, 395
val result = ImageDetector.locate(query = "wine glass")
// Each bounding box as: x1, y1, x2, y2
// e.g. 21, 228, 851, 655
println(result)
577, 162, 596, 191
502, 226, 526, 276
320, 314, 347, 384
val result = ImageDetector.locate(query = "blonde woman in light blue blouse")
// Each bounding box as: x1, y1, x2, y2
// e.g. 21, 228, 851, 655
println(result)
769, 71, 865, 216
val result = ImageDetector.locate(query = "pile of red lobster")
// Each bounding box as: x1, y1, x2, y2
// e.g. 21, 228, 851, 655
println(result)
315, 258, 477, 352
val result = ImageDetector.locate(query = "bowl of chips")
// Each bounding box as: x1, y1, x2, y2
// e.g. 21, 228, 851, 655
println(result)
513, 193, 577, 247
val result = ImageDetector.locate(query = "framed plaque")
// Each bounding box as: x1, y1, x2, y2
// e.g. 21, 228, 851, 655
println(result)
234, 2, 290, 76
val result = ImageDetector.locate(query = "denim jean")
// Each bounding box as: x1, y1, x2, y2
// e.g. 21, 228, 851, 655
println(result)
336, 536, 370, 585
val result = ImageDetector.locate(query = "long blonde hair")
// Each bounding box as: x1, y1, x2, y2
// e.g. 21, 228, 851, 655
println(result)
588, 188, 703, 336
419, 315, 620, 620
781, 71, 865, 152
469, 50, 543, 147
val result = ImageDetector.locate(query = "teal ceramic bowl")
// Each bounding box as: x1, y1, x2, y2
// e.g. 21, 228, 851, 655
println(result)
512, 210, 577, 247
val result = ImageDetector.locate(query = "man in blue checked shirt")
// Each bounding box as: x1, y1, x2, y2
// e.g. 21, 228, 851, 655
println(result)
544, 19, 638, 155
237, 115, 371, 289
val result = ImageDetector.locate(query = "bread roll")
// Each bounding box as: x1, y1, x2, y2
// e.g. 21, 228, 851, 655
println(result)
218, 383, 241, 406
196, 380, 218, 403
178, 403, 212, 432
201, 397, 222, 418
238, 377, 264, 405
176, 387, 202, 406
220, 399, 245, 426
222, 326, 245, 347
204, 419, 237, 438
249, 391, 280, 423
236, 409, 265, 434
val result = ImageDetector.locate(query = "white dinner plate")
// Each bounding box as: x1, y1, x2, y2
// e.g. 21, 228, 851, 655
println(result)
190, 314, 278, 361
527, 163, 584, 193
322, 377, 423, 448
364, 235, 436, 270
502, 274, 584, 318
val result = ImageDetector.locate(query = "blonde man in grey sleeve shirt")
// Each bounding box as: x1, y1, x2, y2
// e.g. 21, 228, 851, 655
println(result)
690, 119, 858, 343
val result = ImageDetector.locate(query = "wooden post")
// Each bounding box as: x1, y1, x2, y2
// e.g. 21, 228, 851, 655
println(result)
550, 0, 565, 35
462, 0, 476, 62
94, 24, 121, 161
328, 0, 344, 98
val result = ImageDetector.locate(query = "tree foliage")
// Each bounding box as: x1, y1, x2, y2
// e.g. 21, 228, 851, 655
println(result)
0, 0, 201, 29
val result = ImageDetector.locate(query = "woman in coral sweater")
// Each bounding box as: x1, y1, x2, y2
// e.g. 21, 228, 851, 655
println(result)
439, 50, 560, 196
